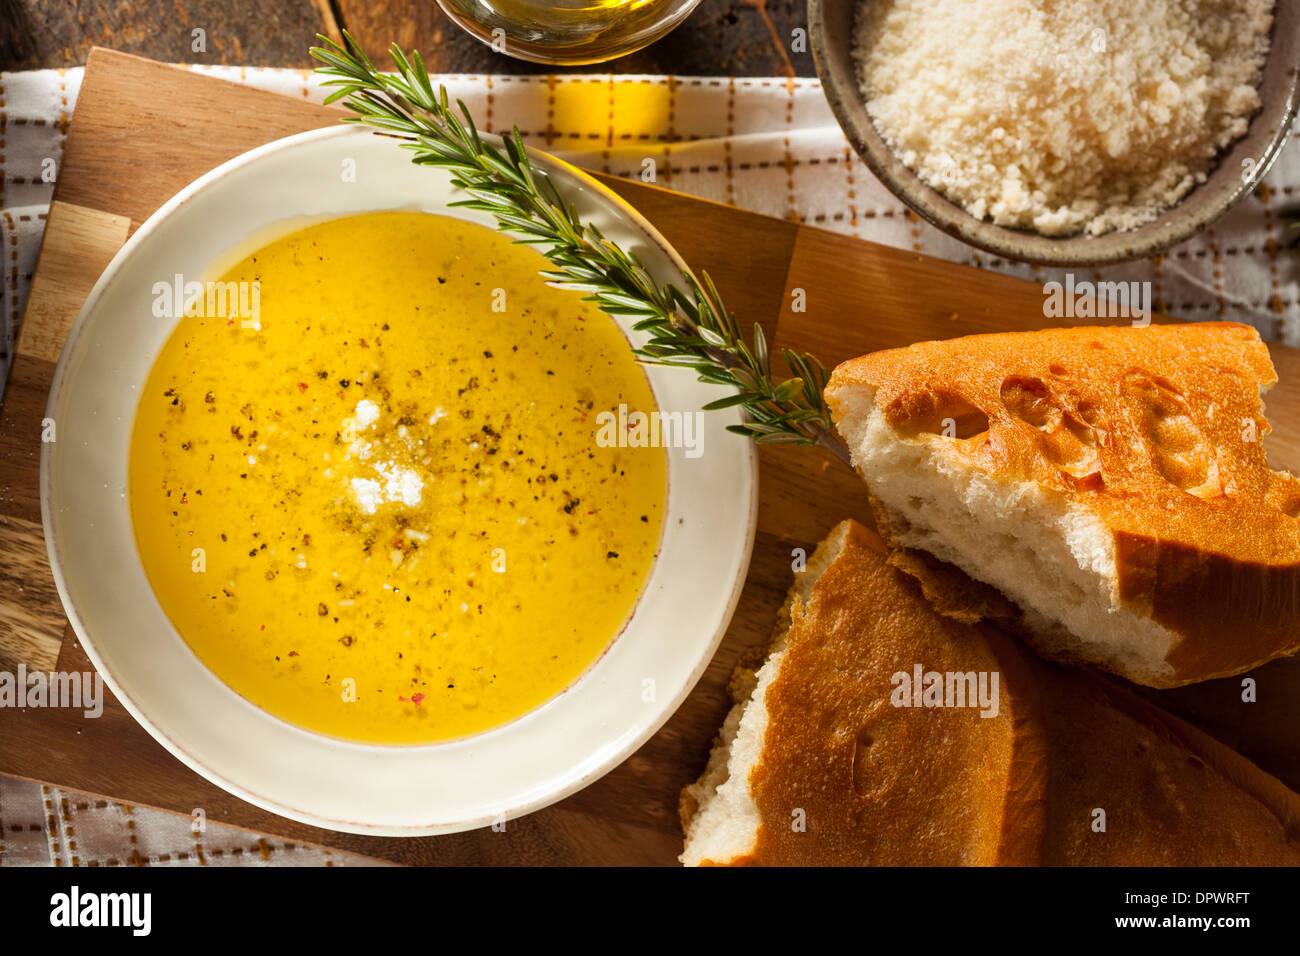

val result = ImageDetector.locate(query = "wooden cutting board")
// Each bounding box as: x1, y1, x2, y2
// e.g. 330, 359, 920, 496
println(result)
3, 48, 1299, 866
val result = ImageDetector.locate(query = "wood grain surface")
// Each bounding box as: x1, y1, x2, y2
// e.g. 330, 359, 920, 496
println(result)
0, 0, 812, 76
0, 0, 341, 70
1, 49, 1298, 866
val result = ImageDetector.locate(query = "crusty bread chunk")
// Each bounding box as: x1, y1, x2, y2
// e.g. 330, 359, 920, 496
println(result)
679, 520, 1300, 866
826, 322, 1300, 688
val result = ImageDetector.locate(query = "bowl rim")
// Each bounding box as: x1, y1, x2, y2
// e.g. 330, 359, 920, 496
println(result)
432, 0, 707, 65
40, 123, 759, 835
808, 0, 1300, 267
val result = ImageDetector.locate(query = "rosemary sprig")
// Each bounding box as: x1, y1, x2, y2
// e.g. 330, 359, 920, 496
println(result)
309, 33, 850, 464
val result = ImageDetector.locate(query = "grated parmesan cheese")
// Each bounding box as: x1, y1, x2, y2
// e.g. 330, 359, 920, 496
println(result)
852, 0, 1274, 236
342, 400, 426, 514
353, 398, 380, 428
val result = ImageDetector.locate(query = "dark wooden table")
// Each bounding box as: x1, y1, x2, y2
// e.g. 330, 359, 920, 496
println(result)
0, 0, 813, 75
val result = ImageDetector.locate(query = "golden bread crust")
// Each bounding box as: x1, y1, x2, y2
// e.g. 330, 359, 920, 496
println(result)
745, 521, 1031, 864
827, 322, 1300, 685
716, 519, 1300, 865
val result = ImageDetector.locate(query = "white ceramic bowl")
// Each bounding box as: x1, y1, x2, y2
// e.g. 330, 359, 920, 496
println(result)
42, 125, 757, 835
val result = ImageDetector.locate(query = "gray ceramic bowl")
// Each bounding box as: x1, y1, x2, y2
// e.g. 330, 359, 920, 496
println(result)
809, 0, 1300, 266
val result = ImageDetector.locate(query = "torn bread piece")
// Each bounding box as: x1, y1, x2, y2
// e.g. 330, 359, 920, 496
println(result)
826, 322, 1300, 689
680, 520, 1300, 866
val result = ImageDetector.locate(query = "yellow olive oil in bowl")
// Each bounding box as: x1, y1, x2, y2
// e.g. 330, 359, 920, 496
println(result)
129, 212, 666, 744
45, 124, 757, 832
433, 0, 705, 64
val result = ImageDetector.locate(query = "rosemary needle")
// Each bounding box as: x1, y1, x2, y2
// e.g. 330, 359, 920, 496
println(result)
309, 32, 852, 466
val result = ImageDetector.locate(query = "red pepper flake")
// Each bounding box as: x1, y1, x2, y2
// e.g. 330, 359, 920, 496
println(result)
260, 624, 266, 631
398, 693, 426, 705
288, 650, 298, 657
180, 493, 188, 504
297, 381, 309, 392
